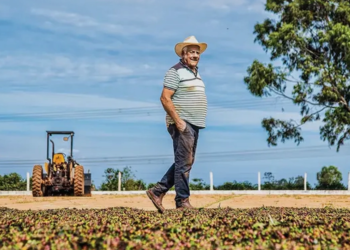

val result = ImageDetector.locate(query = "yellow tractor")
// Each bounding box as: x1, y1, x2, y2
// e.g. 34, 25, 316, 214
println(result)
31, 131, 92, 197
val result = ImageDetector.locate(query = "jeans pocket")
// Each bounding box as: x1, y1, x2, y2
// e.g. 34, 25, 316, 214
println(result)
180, 122, 187, 133
167, 124, 176, 139
181, 122, 192, 135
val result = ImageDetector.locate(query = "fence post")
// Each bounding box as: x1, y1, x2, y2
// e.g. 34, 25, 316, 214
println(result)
118, 172, 121, 191
27, 172, 30, 191
304, 172, 307, 191
210, 172, 213, 191
348, 172, 350, 191
258, 172, 261, 191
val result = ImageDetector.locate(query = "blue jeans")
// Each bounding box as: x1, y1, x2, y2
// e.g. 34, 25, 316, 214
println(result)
153, 121, 199, 206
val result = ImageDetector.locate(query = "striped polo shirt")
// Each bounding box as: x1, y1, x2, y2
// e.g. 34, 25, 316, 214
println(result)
163, 60, 207, 129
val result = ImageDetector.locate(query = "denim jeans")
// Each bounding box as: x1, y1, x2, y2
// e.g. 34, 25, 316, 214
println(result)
153, 121, 199, 206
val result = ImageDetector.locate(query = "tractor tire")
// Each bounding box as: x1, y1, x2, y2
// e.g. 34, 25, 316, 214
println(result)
74, 165, 84, 196
32, 165, 43, 197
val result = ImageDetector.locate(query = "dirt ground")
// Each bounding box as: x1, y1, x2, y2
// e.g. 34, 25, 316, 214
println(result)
1, 194, 350, 211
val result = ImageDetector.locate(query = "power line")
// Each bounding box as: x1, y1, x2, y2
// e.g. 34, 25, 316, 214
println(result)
0, 152, 346, 169
0, 144, 331, 162
0, 144, 347, 167
0, 98, 295, 122
1, 98, 289, 116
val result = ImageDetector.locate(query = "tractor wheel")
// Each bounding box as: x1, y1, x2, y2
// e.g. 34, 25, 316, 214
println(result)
74, 165, 84, 196
32, 165, 43, 197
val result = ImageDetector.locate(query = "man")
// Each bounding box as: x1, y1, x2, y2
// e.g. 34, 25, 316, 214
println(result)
146, 36, 208, 213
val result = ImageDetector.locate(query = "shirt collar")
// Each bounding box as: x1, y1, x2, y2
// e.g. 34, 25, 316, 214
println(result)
179, 59, 198, 71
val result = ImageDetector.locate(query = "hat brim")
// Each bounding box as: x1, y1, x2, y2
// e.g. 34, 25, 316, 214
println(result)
174, 42, 207, 57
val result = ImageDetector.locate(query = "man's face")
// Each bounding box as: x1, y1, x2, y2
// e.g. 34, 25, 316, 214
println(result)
183, 45, 200, 68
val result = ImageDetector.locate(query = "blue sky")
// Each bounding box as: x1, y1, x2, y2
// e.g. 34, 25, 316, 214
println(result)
0, 0, 349, 189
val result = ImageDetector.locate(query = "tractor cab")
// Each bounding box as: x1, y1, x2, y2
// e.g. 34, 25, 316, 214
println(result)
31, 131, 92, 197
44, 132, 74, 174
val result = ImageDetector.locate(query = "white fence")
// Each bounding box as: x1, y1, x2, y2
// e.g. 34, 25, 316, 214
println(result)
21, 171, 313, 191
1, 171, 350, 196
1, 190, 350, 195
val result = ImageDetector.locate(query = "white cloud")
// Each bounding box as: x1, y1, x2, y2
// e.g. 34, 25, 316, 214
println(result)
0, 91, 157, 111
0, 54, 135, 84
29, 7, 161, 38
32, 9, 102, 27
31, 8, 126, 35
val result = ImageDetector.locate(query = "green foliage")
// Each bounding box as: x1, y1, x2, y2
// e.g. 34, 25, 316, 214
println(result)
146, 178, 210, 191
315, 165, 346, 190
146, 182, 156, 189
215, 181, 258, 190
102, 166, 346, 191
2, 206, 350, 249
0, 173, 29, 191
124, 179, 146, 191
1, 163, 346, 192
186, 172, 313, 190
189, 178, 210, 190
99, 166, 146, 191
261, 172, 312, 190
244, 0, 350, 151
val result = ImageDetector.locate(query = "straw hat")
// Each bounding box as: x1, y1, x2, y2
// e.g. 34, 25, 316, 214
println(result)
174, 36, 207, 57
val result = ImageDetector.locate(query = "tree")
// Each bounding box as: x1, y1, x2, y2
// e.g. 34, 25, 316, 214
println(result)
99, 167, 120, 191
146, 178, 209, 191
262, 172, 279, 189
147, 182, 156, 189
263, 172, 275, 183
261, 172, 312, 190
189, 178, 210, 190
315, 165, 346, 190
244, 0, 350, 151
0, 173, 29, 191
288, 175, 312, 190
99, 166, 146, 191
215, 181, 258, 190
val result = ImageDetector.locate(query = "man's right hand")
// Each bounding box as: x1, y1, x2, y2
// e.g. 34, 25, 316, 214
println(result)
160, 87, 186, 132
175, 119, 187, 132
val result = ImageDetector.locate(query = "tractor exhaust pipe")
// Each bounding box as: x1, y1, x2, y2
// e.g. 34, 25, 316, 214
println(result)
50, 139, 55, 162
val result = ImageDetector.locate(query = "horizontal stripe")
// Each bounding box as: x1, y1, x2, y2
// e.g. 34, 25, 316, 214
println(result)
163, 68, 180, 90
163, 60, 207, 128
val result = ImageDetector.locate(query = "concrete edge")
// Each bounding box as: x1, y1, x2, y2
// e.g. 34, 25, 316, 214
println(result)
1, 190, 350, 195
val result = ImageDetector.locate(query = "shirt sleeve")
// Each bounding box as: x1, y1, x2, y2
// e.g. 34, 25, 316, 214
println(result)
163, 68, 180, 91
